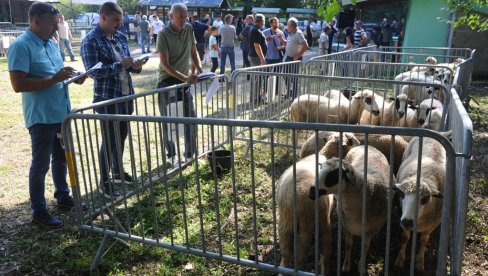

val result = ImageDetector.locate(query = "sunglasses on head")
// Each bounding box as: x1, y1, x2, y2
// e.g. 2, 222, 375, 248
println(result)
110, 39, 121, 53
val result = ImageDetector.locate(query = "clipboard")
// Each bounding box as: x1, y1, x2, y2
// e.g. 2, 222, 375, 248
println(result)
63, 62, 103, 85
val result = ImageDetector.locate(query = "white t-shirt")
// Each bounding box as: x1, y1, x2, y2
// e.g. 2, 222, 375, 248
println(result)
212, 20, 224, 29
209, 35, 218, 58
57, 21, 70, 39
319, 32, 329, 50
151, 20, 164, 34
91, 14, 99, 25
109, 40, 130, 95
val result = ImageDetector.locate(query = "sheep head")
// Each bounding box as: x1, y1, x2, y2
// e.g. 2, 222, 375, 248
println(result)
393, 182, 443, 230
319, 132, 360, 159
355, 90, 381, 116
308, 158, 353, 200
425, 56, 437, 65
391, 94, 412, 119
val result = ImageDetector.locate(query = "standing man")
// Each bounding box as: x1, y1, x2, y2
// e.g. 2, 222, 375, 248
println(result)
328, 18, 337, 54
8, 2, 87, 228
284, 17, 308, 99
263, 17, 285, 64
353, 20, 368, 48
190, 14, 209, 66
57, 14, 76, 62
219, 14, 236, 74
139, 15, 150, 53
134, 11, 142, 43
157, 3, 202, 166
239, 14, 254, 68
248, 13, 267, 66
80, 2, 146, 199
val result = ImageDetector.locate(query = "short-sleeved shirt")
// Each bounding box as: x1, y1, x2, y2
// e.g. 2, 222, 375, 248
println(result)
354, 28, 366, 47
239, 23, 253, 52
140, 20, 150, 35
219, 24, 236, 47
57, 21, 70, 39
285, 29, 306, 58
209, 35, 218, 58
190, 21, 208, 44
157, 23, 196, 82
8, 29, 70, 128
212, 20, 223, 29
249, 25, 267, 58
263, 28, 283, 60
319, 32, 329, 50
151, 20, 164, 34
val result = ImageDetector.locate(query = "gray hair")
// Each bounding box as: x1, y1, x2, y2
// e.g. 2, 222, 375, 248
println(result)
170, 3, 187, 15
254, 13, 265, 23
288, 17, 298, 27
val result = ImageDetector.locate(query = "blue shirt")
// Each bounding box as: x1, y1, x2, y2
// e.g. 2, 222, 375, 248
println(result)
263, 28, 283, 60
190, 21, 208, 44
80, 26, 137, 105
7, 29, 70, 128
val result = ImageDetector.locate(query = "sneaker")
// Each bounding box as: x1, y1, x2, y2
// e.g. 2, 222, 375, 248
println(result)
113, 172, 133, 184
56, 196, 88, 211
32, 210, 63, 229
172, 156, 181, 168
99, 181, 122, 199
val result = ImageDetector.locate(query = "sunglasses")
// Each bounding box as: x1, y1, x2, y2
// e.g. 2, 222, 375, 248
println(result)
110, 39, 121, 53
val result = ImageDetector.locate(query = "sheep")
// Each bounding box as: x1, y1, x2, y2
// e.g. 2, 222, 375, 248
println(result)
309, 145, 393, 273
398, 77, 444, 105
356, 90, 387, 126
290, 93, 350, 124
277, 154, 335, 274
393, 71, 435, 95
379, 94, 417, 129
353, 133, 408, 175
408, 56, 437, 73
413, 99, 444, 131
299, 131, 360, 159
393, 137, 446, 272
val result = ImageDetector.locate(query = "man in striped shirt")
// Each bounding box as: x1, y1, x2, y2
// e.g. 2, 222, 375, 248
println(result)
353, 20, 368, 48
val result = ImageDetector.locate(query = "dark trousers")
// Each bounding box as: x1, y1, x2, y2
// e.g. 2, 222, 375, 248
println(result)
242, 50, 250, 67
211, 57, 219, 72
196, 43, 205, 62
157, 77, 197, 158
284, 56, 302, 99
28, 123, 70, 215
152, 34, 158, 45
96, 102, 132, 182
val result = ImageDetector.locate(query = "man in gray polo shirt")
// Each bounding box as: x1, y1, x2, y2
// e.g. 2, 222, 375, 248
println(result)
157, 3, 202, 166
284, 17, 308, 99
219, 14, 236, 74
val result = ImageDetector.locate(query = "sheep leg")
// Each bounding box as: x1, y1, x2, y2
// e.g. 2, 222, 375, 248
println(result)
415, 231, 431, 272
320, 220, 332, 275
342, 231, 353, 273
296, 222, 314, 269
358, 236, 372, 274
279, 229, 293, 269
395, 229, 411, 268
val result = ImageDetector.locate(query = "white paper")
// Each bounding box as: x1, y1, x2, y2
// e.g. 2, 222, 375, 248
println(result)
63, 62, 103, 85
167, 101, 185, 142
198, 72, 216, 81
205, 77, 220, 103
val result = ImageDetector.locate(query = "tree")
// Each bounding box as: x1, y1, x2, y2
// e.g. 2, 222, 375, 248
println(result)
442, 0, 488, 32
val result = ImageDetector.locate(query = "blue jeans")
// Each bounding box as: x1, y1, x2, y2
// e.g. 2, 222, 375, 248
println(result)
28, 123, 70, 215
140, 34, 150, 53
95, 102, 133, 182
284, 56, 302, 99
59, 38, 75, 61
157, 78, 197, 158
220, 46, 236, 74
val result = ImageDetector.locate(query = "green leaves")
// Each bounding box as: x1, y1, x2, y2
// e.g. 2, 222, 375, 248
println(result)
317, 0, 341, 22
442, 0, 488, 32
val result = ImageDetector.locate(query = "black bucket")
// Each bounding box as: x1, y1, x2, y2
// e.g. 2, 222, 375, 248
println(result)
207, 149, 232, 175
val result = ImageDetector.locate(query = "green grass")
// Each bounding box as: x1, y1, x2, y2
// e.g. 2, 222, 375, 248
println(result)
0, 58, 7, 71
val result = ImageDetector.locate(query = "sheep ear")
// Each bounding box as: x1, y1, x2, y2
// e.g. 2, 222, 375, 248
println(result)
393, 183, 405, 199
432, 190, 443, 199
364, 97, 372, 105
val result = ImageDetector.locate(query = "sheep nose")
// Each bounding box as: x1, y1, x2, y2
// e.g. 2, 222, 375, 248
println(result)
398, 111, 405, 118
418, 119, 425, 124
371, 110, 380, 116
401, 218, 414, 230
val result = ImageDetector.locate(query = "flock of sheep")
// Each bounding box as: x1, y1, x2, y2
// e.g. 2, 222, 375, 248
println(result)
275, 57, 463, 274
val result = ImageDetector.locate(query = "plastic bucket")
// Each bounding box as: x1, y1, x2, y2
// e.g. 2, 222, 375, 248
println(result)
207, 149, 232, 175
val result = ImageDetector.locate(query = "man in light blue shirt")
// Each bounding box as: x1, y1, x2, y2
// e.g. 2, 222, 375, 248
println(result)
8, 2, 86, 228
263, 17, 285, 64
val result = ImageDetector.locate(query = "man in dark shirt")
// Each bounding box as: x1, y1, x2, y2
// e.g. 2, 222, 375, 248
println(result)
190, 15, 209, 64
239, 15, 254, 68
248, 13, 267, 66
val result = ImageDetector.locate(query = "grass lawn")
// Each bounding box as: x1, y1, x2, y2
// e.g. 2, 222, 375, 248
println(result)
0, 53, 487, 275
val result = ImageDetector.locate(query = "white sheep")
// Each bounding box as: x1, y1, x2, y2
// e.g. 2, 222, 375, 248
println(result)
355, 90, 386, 126
394, 137, 446, 272
289, 93, 350, 124
414, 99, 444, 131
299, 131, 360, 159
309, 145, 393, 273
277, 154, 335, 274
353, 133, 408, 175
398, 77, 444, 105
